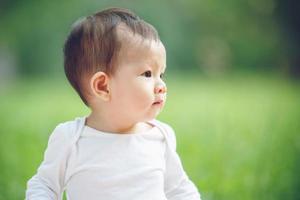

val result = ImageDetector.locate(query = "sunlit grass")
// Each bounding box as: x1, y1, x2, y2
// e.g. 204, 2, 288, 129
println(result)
0, 74, 299, 200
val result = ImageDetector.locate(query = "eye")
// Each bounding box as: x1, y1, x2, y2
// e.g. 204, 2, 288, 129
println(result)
160, 73, 165, 79
142, 70, 152, 78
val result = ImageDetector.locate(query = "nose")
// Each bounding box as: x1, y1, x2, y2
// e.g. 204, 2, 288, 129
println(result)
154, 82, 167, 94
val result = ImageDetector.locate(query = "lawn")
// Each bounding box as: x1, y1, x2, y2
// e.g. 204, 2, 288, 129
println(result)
0, 74, 299, 200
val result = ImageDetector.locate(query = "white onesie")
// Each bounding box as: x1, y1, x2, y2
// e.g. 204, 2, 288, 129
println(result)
26, 117, 200, 200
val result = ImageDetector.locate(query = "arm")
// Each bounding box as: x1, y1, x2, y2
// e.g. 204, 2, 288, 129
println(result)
163, 124, 201, 200
26, 124, 73, 200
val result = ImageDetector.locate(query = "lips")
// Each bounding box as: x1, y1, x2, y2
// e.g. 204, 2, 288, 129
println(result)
153, 99, 164, 105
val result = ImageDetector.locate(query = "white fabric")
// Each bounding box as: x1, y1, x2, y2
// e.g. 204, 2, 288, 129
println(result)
26, 117, 201, 200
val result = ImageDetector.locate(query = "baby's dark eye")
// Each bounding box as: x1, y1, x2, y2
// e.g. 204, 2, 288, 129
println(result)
142, 71, 152, 78
160, 73, 165, 79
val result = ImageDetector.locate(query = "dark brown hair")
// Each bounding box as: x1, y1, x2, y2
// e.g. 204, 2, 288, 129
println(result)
63, 7, 160, 106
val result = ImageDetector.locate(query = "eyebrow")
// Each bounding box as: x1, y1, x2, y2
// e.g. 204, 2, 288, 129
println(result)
148, 58, 166, 72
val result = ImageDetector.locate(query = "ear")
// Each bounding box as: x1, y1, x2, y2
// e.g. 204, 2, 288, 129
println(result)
89, 71, 110, 101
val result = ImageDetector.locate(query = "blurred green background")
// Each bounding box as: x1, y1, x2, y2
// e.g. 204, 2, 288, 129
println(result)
1, 0, 300, 200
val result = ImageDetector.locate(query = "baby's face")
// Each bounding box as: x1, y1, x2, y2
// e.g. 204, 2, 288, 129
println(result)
109, 37, 167, 123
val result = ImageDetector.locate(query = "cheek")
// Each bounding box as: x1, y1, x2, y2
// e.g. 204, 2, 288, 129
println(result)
134, 81, 156, 106
112, 80, 153, 106
131, 82, 153, 103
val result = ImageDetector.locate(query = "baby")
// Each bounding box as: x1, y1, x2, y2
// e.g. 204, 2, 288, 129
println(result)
26, 7, 201, 200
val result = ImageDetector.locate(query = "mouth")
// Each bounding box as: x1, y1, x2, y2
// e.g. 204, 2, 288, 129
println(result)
153, 99, 164, 106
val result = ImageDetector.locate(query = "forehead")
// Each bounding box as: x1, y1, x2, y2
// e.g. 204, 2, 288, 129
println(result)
115, 26, 166, 69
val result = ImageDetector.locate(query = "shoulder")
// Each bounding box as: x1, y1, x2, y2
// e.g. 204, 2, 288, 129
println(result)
151, 119, 177, 149
152, 120, 174, 133
47, 117, 85, 146
40, 117, 85, 162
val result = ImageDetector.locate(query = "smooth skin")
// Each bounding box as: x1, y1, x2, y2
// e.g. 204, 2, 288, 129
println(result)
86, 33, 167, 134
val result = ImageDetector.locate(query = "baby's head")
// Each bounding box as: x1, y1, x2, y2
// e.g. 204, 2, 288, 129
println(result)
64, 8, 167, 122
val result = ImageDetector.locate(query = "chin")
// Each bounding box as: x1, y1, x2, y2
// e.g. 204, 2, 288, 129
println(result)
137, 107, 162, 122
143, 112, 161, 122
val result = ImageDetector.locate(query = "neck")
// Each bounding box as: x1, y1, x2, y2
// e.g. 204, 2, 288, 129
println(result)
85, 110, 151, 134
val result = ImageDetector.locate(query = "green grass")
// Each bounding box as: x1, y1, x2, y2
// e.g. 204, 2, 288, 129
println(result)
0, 74, 300, 200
